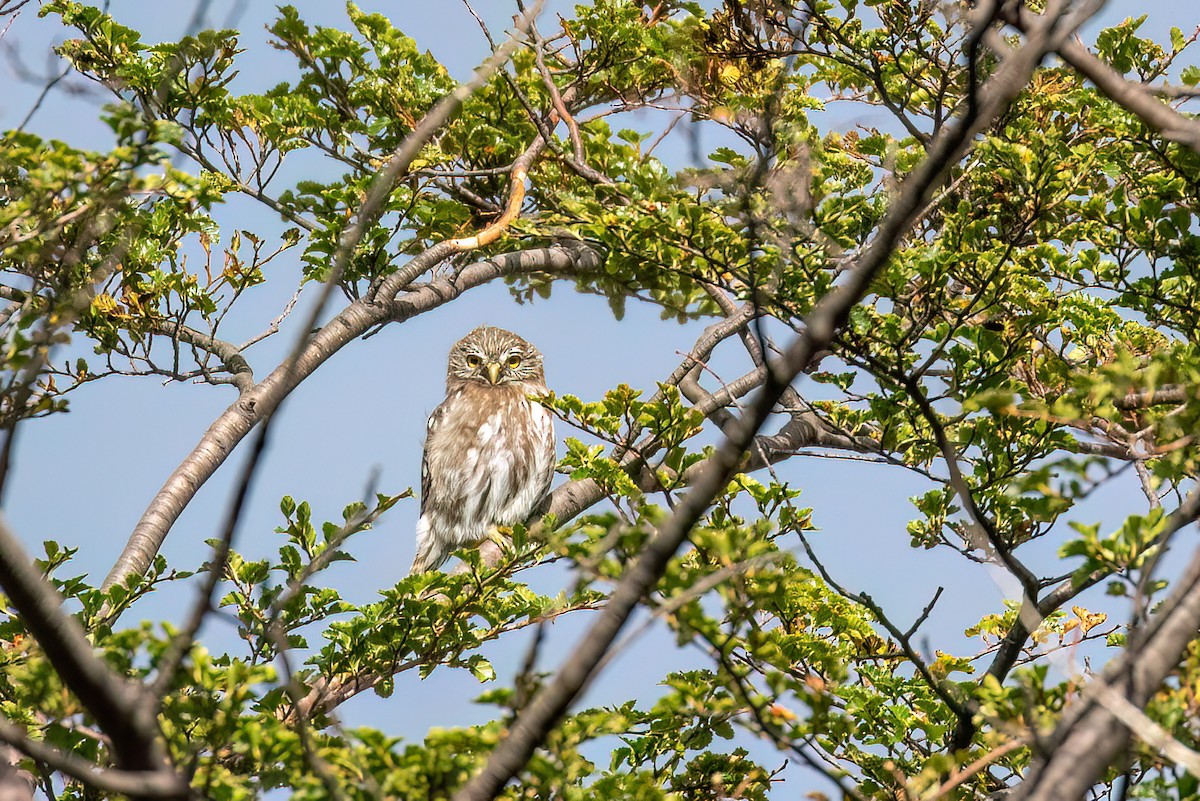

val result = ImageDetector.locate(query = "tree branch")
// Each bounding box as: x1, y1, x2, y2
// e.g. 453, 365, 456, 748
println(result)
0, 717, 181, 799
1112, 384, 1193, 411
148, 320, 254, 393
1011, 486, 1200, 800
102, 244, 602, 593
451, 2, 1080, 795
0, 514, 184, 794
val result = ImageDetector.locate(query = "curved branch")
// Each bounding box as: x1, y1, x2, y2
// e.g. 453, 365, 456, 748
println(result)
0, 716, 181, 799
101, 244, 603, 593
1113, 385, 1193, 411
148, 320, 254, 392
367, 137, 547, 303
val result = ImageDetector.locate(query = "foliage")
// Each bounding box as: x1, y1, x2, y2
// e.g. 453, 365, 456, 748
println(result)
2, 0, 1200, 799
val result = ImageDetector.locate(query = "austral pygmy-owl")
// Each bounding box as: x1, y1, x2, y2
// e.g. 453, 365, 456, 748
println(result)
410, 326, 556, 573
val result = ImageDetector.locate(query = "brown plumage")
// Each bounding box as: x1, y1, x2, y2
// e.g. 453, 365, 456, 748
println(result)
410, 326, 556, 573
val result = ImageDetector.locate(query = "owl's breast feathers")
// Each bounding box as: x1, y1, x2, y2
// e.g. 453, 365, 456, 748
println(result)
419, 379, 555, 552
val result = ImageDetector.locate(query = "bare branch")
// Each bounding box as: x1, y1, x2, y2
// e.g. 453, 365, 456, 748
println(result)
148, 419, 272, 699
1112, 384, 1193, 410
236, 288, 300, 351
148, 320, 253, 393
1149, 83, 1200, 99
529, 20, 613, 186
102, 243, 602, 593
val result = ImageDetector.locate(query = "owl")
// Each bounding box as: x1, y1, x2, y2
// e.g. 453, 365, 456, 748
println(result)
410, 326, 556, 573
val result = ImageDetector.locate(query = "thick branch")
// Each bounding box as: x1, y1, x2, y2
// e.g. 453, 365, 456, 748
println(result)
1112, 384, 1192, 410
149, 320, 253, 392
1151, 84, 1200, 99
101, 244, 602, 592
0, 514, 182, 792
1011, 487, 1200, 800
451, 3, 1075, 796
0, 717, 181, 799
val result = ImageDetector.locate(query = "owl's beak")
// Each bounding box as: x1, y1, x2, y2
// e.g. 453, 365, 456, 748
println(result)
485, 362, 502, 385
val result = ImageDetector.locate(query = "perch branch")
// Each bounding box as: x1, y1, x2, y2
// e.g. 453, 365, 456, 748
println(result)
102, 243, 600, 595
452, 3, 1075, 796
101, 7, 547, 594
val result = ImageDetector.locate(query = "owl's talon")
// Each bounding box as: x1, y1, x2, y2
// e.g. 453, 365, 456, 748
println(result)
487, 527, 515, 558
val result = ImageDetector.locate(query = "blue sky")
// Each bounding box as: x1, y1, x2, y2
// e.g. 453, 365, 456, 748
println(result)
2, 0, 1196, 793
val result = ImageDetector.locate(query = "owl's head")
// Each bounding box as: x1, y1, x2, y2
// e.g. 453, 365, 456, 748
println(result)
447, 326, 545, 387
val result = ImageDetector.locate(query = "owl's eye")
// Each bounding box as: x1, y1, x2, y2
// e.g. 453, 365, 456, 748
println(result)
506, 355, 522, 369
465, 354, 482, 369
